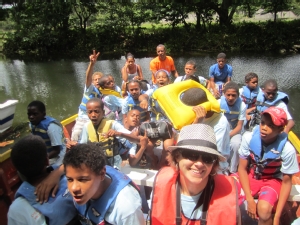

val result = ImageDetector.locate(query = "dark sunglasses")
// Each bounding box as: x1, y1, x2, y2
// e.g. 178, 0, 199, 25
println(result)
180, 150, 217, 164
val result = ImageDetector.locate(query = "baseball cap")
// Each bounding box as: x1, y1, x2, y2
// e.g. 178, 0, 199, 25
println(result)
261, 107, 287, 126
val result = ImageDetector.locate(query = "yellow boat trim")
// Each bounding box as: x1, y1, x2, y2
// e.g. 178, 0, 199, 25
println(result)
61, 114, 78, 127
288, 131, 300, 154
0, 149, 11, 163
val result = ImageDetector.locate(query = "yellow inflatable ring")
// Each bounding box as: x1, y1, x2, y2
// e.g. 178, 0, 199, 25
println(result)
152, 80, 220, 130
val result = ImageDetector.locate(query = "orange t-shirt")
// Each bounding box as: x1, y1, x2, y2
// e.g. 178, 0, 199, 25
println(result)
150, 56, 176, 83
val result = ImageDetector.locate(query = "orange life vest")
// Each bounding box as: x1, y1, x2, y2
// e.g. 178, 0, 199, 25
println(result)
151, 167, 239, 225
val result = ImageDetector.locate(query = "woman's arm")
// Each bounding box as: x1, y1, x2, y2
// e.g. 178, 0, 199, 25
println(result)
137, 65, 144, 80
121, 63, 129, 82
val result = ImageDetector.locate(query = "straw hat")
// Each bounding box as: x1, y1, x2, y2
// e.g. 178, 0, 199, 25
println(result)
168, 124, 226, 162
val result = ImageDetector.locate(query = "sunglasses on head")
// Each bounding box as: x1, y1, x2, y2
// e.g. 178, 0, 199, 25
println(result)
180, 149, 217, 164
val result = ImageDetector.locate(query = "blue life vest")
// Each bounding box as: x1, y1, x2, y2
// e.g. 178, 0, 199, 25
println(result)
241, 86, 260, 109
118, 138, 134, 155
30, 116, 64, 153
256, 91, 289, 113
15, 176, 76, 225
79, 85, 102, 112
220, 96, 242, 130
75, 166, 132, 225
126, 92, 148, 122
248, 126, 287, 180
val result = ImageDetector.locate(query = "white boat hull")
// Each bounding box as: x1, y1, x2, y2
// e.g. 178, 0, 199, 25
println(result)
0, 100, 19, 133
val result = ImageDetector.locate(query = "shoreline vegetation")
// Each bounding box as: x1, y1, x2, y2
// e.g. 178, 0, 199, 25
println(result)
0, 2, 299, 60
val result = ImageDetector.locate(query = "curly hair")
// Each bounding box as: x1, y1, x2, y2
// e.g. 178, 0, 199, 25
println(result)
245, 72, 258, 83
27, 100, 46, 113
223, 81, 239, 96
11, 135, 48, 179
63, 143, 107, 175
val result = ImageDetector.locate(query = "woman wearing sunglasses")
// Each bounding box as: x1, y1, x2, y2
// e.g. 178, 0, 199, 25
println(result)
150, 124, 240, 225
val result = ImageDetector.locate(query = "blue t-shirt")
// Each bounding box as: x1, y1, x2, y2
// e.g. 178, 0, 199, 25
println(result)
209, 63, 232, 83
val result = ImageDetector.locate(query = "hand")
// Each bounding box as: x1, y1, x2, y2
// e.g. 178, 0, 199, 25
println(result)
139, 99, 148, 109
89, 49, 100, 64
133, 75, 140, 80
34, 168, 62, 203
213, 88, 220, 98
105, 129, 120, 137
192, 106, 206, 124
131, 127, 139, 137
66, 140, 77, 151
139, 130, 149, 149
246, 198, 257, 220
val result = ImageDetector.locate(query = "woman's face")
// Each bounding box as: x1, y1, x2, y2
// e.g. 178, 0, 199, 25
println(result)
177, 150, 215, 195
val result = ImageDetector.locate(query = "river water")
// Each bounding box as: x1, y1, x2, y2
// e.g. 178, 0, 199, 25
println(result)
1, 52, 300, 135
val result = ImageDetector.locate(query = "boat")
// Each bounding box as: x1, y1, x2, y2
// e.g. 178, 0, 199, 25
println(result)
0, 100, 19, 133
1, 111, 300, 224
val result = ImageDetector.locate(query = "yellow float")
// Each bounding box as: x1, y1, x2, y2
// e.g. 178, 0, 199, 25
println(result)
99, 88, 122, 98
152, 80, 220, 130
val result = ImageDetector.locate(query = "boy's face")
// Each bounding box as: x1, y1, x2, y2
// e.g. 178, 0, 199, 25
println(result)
156, 71, 169, 87
263, 85, 277, 101
224, 89, 238, 106
103, 77, 115, 90
184, 64, 196, 76
86, 102, 104, 126
127, 82, 141, 100
217, 58, 226, 69
27, 106, 45, 126
125, 110, 140, 128
260, 114, 282, 144
246, 77, 258, 90
156, 46, 166, 60
66, 164, 105, 205
92, 75, 102, 89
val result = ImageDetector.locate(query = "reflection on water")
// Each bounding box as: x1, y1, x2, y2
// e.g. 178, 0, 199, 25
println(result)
1, 53, 300, 135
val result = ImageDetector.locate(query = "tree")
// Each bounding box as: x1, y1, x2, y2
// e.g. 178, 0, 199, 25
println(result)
261, 0, 292, 22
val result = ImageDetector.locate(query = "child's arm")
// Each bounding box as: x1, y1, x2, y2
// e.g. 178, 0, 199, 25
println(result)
284, 119, 295, 133
238, 158, 257, 219
85, 50, 100, 87
171, 70, 179, 78
47, 146, 60, 159
129, 132, 148, 166
229, 120, 243, 138
273, 174, 292, 225
209, 77, 220, 98
121, 63, 129, 82
35, 165, 65, 203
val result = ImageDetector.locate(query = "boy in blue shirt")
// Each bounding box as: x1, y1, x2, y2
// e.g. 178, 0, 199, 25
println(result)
209, 52, 232, 98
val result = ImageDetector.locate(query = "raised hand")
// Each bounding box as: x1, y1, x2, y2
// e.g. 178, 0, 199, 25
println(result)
89, 49, 100, 64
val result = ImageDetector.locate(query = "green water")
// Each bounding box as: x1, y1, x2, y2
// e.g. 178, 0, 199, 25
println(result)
1, 52, 300, 136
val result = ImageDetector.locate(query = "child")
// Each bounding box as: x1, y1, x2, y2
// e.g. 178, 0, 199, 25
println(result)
181, 88, 231, 174
72, 50, 102, 141
146, 69, 174, 168
27, 100, 66, 168
8, 135, 76, 225
220, 82, 246, 173
237, 107, 299, 225
99, 75, 122, 97
63, 143, 145, 225
122, 80, 150, 123
239, 72, 260, 123
174, 60, 209, 87
209, 53, 232, 98
121, 53, 144, 97
249, 79, 294, 133
78, 98, 140, 169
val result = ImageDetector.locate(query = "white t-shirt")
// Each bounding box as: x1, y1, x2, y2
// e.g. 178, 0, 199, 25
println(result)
105, 184, 145, 225
203, 113, 231, 170
174, 75, 207, 86
8, 197, 46, 225
239, 130, 299, 177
